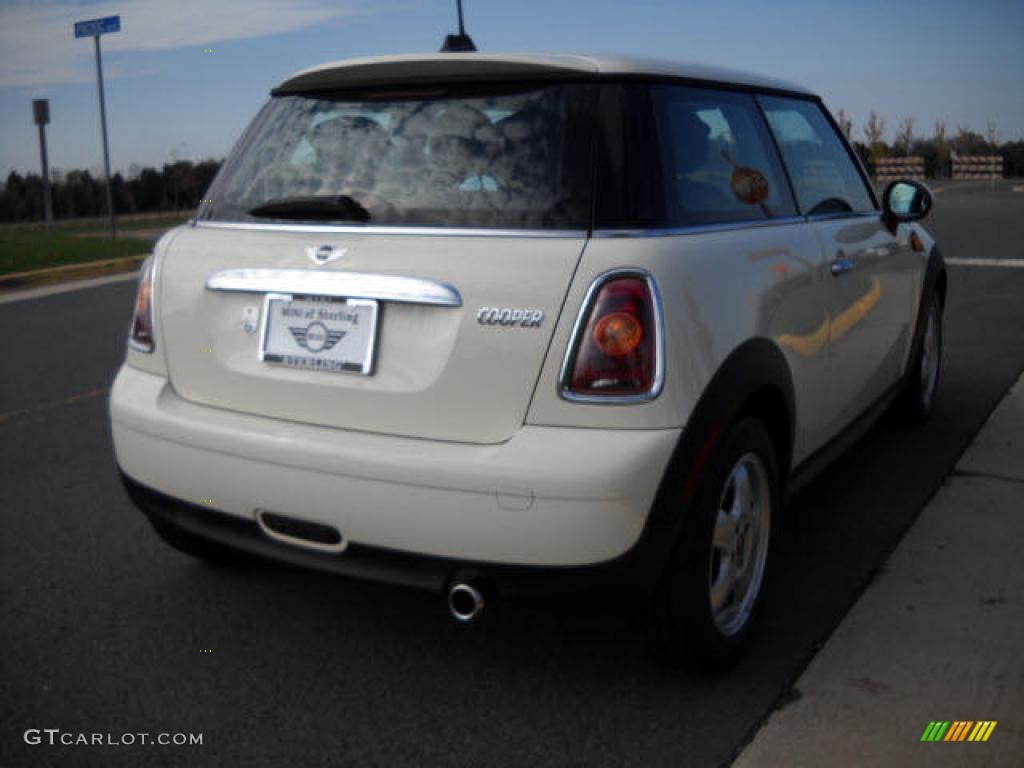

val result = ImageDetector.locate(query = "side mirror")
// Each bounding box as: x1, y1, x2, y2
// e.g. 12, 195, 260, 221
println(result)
882, 179, 932, 228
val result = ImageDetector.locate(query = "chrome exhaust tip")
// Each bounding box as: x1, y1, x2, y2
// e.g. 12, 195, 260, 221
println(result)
447, 581, 485, 623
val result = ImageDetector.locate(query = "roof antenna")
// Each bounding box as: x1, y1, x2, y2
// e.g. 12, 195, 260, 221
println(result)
440, 0, 477, 52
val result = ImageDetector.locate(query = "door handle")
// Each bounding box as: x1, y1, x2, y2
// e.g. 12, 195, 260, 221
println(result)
830, 255, 857, 276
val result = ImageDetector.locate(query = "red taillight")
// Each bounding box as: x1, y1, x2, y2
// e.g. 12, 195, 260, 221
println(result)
563, 273, 662, 399
129, 256, 156, 353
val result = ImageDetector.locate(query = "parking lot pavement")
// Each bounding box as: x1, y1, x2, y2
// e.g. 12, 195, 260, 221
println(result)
733, 374, 1024, 768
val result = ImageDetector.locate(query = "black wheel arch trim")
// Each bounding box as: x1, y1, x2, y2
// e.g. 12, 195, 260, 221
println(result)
619, 338, 797, 588
924, 243, 947, 309
675, 337, 796, 493
907, 243, 947, 372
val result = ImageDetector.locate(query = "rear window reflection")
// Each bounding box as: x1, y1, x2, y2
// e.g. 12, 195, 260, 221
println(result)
200, 84, 595, 230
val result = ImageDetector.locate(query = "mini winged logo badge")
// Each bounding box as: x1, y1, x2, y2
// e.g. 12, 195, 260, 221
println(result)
289, 321, 346, 353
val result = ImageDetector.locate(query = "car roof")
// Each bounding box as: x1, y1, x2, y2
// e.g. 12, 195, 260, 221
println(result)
273, 53, 815, 98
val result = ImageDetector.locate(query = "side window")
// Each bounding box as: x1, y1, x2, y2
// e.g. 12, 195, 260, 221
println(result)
758, 96, 875, 216
652, 85, 797, 226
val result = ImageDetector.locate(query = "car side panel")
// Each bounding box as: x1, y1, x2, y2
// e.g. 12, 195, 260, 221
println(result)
526, 221, 832, 468
810, 214, 922, 433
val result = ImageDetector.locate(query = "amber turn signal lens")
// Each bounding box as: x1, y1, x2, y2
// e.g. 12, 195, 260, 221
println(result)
592, 311, 643, 356
135, 279, 151, 316
130, 255, 156, 353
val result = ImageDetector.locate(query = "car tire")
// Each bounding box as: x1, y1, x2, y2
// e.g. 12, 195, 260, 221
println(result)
894, 291, 943, 426
146, 514, 252, 566
646, 417, 778, 671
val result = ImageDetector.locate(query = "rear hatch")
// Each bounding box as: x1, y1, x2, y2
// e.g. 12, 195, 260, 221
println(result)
158, 66, 596, 445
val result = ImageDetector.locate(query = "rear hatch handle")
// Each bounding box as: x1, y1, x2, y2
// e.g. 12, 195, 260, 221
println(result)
206, 268, 462, 307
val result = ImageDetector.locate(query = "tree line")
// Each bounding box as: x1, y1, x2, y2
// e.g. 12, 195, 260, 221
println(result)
835, 110, 1024, 178
0, 159, 222, 224
2, 118, 1023, 223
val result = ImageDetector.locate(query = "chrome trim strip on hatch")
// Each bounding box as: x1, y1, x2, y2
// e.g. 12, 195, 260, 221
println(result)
206, 268, 462, 307
196, 213, 878, 240
194, 220, 588, 239
558, 268, 666, 405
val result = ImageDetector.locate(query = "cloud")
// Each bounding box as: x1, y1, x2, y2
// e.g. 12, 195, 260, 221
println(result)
0, 0, 361, 88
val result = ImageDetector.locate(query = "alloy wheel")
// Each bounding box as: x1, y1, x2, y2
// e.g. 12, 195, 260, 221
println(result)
709, 452, 772, 636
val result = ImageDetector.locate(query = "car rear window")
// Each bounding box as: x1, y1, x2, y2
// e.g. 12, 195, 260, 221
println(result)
198, 82, 595, 230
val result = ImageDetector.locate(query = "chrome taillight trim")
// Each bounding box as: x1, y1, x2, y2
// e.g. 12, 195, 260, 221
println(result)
558, 268, 665, 404
128, 254, 157, 353
205, 268, 462, 307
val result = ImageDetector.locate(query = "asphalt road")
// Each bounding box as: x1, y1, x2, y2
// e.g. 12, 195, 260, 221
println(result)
2, 182, 1023, 768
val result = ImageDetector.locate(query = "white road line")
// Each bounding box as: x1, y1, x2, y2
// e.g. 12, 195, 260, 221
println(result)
946, 257, 1024, 268
0, 271, 140, 305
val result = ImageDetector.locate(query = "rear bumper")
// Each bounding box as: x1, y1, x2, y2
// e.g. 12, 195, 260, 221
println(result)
110, 365, 681, 592
123, 474, 655, 596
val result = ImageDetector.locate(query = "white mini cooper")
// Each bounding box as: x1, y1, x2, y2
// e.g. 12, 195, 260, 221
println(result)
111, 53, 944, 670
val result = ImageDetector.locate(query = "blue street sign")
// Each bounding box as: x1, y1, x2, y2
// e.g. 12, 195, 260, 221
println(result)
75, 15, 122, 237
74, 15, 121, 38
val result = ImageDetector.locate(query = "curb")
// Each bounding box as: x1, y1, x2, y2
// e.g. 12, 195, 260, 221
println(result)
732, 371, 1024, 767
0, 255, 146, 292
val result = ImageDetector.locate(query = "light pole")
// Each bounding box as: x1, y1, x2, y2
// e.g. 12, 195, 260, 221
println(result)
32, 99, 54, 231
74, 14, 120, 238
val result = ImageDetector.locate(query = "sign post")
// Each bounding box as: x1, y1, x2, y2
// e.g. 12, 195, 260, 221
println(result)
32, 99, 54, 232
74, 15, 120, 238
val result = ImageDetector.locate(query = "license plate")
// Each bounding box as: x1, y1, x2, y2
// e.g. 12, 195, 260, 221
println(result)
259, 294, 378, 374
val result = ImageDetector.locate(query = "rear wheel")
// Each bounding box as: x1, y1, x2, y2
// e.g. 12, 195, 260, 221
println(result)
894, 292, 942, 425
646, 418, 778, 671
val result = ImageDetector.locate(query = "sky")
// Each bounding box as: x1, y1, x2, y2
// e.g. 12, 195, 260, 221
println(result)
1, 0, 1022, 178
